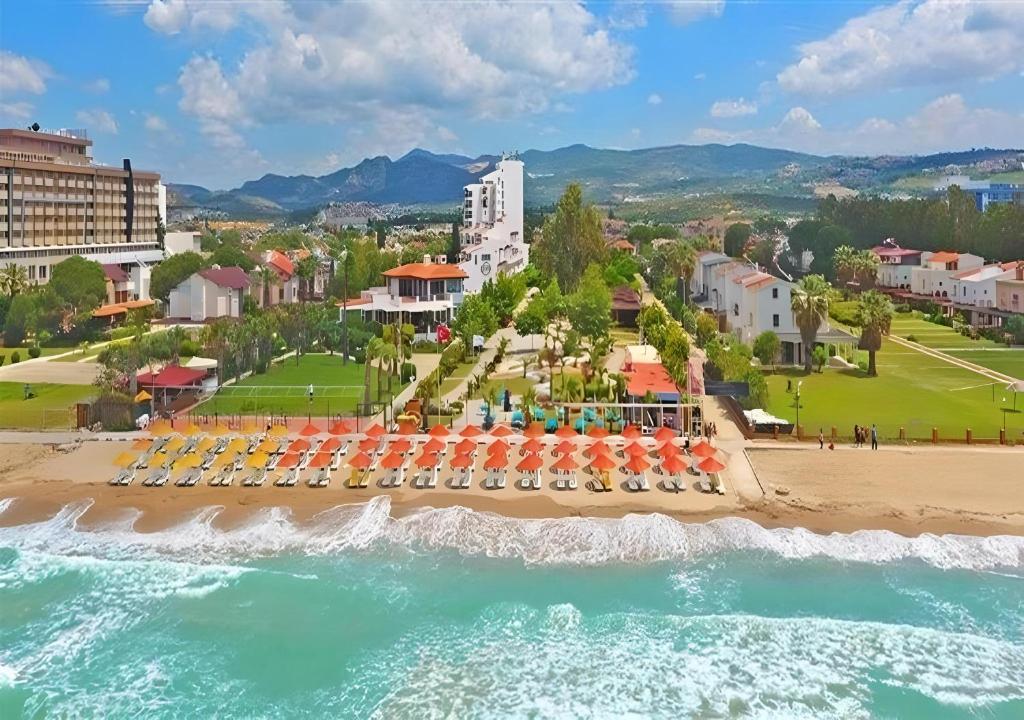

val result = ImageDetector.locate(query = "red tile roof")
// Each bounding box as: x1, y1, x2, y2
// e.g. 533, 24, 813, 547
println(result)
136, 365, 207, 388
266, 250, 294, 279
611, 285, 641, 311
92, 299, 154, 318
382, 263, 468, 280
609, 239, 636, 252
199, 266, 251, 289
928, 251, 959, 264
102, 264, 129, 283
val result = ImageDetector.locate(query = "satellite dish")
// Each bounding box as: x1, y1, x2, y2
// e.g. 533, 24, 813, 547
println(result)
30, 123, 40, 132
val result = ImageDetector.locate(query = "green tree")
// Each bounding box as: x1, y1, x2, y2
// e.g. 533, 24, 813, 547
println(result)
742, 368, 769, 410
480, 271, 527, 323
856, 290, 894, 376
513, 298, 547, 345
209, 243, 255, 272
150, 251, 205, 302
812, 345, 828, 373
791, 275, 831, 373
48, 256, 107, 314
1005, 315, 1024, 345
567, 263, 612, 348
723, 223, 752, 257
448, 222, 462, 263
752, 330, 781, 370
533, 183, 606, 291
694, 312, 718, 348
3, 293, 36, 346
0, 264, 30, 298
451, 293, 498, 354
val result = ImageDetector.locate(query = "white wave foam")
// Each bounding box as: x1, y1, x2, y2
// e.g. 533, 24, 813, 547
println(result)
1, 496, 1022, 570
0, 662, 16, 688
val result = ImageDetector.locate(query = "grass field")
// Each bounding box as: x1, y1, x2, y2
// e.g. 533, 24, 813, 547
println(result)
890, 316, 1024, 379
764, 337, 1024, 441
439, 361, 478, 395
0, 382, 94, 429
195, 354, 402, 418
0, 346, 69, 360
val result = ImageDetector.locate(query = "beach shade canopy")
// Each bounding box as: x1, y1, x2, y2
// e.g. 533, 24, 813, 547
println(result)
364, 423, 386, 438
661, 453, 688, 475
428, 424, 449, 437
246, 451, 270, 469
113, 451, 138, 468
226, 437, 248, 454
213, 451, 240, 468
380, 451, 405, 470
414, 451, 440, 468
163, 436, 185, 453
208, 422, 231, 436
584, 440, 611, 458
256, 438, 278, 454
554, 425, 578, 439
554, 440, 576, 456
657, 442, 680, 458
173, 452, 203, 470
586, 425, 610, 438
524, 422, 546, 438
653, 426, 676, 443
197, 436, 216, 452
288, 438, 311, 453
307, 452, 333, 469
320, 437, 342, 452
517, 453, 543, 472
147, 419, 172, 435
347, 451, 373, 469
455, 438, 477, 455
423, 437, 445, 454
329, 419, 354, 435
459, 424, 482, 438
133, 389, 153, 403
131, 438, 152, 451
622, 455, 651, 474
623, 441, 648, 457
621, 424, 642, 440
268, 424, 289, 437
588, 453, 617, 471
698, 456, 727, 473
551, 453, 578, 472
450, 453, 474, 469
358, 437, 380, 452
278, 451, 302, 469
389, 438, 412, 454
240, 419, 259, 434
149, 451, 171, 467
483, 452, 509, 470
487, 439, 510, 455
298, 422, 322, 437
691, 440, 717, 458
489, 424, 513, 437
521, 437, 544, 454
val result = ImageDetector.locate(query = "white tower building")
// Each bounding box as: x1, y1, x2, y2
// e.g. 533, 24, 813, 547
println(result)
458, 155, 527, 293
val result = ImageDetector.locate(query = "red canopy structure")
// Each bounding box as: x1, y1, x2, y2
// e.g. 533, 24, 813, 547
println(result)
517, 454, 543, 472
288, 438, 311, 453
136, 365, 206, 389
554, 425, 577, 439
459, 424, 482, 438
389, 438, 412, 454
653, 426, 676, 443
307, 452, 332, 469
588, 453, 617, 471
364, 423, 386, 438
623, 441, 648, 457
656, 442, 680, 458
423, 437, 445, 454
622, 455, 651, 474
347, 452, 373, 469
489, 425, 513, 437
428, 424, 449, 438
661, 454, 688, 474
380, 451, 405, 470
554, 440, 576, 456
450, 453, 474, 469
487, 439, 510, 455
587, 425, 610, 439
358, 437, 379, 452
483, 453, 509, 470
551, 454, 578, 472
298, 423, 322, 437
328, 419, 353, 435
414, 452, 440, 468
584, 440, 611, 458
455, 438, 477, 454
691, 440, 717, 458
523, 422, 545, 438
521, 438, 543, 454
320, 437, 343, 452
277, 452, 302, 468
621, 424, 642, 440
698, 456, 726, 473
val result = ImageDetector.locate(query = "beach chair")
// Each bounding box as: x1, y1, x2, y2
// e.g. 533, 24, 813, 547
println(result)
626, 476, 639, 492
637, 474, 650, 492
213, 438, 229, 454
714, 476, 726, 495
221, 468, 236, 486
519, 475, 531, 490
555, 475, 566, 490
109, 469, 130, 486
329, 450, 342, 471
426, 470, 437, 489
359, 471, 369, 489
201, 451, 216, 471
568, 475, 578, 490
410, 470, 423, 489
283, 468, 299, 487
175, 469, 192, 487
309, 468, 330, 488
698, 472, 712, 493
252, 468, 267, 487
154, 468, 170, 487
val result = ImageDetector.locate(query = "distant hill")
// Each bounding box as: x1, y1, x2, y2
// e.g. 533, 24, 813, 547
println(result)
167, 144, 1024, 219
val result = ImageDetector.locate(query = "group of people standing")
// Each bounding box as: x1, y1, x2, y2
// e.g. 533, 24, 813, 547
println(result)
817, 424, 879, 450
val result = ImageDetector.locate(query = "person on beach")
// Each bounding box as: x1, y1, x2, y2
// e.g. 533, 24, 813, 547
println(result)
853, 425, 859, 447
818, 428, 824, 449
871, 424, 878, 450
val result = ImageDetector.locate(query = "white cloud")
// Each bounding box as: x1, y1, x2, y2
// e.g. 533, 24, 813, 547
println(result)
436, 126, 458, 143
143, 0, 235, 35
647, 93, 663, 106
177, 56, 247, 149
0, 51, 52, 95
690, 95, 1023, 155
666, 0, 725, 26
84, 77, 111, 94
778, 0, 1024, 95
143, 0, 189, 34
75, 108, 119, 134
144, 113, 168, 132
693, 72, 706, 81
710, 97, 757, 118
0, 101, 35, 121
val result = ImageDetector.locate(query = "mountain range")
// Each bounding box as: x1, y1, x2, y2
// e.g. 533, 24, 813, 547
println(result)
166, 144, 1023, 218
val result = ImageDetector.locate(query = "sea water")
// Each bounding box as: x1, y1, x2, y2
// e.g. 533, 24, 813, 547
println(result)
1, 496, 1022, 718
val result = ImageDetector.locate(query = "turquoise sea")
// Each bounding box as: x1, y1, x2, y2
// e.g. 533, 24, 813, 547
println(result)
1, 496, 1022, 718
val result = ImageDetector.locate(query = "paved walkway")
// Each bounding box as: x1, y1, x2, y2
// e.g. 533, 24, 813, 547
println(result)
0, 359, 101, 384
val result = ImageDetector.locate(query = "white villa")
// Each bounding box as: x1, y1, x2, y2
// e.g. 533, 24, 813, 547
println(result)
167, 266, 250, 322
458, 156, 527, 293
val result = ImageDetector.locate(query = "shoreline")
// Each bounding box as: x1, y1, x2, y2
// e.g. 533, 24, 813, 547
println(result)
1, 440, 1022, 539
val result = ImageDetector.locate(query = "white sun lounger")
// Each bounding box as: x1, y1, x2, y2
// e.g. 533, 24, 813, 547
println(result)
426, 470, 437, 489
627, 475, 640, 492
143, 467, 165, 486
309, 467, 330, 488
154, 468, 170, 487
274, 468, 298, 487
110, 468, 131, 486
329, 450, 342, 471
698, 472, 712, 493
497, 471, 507, 489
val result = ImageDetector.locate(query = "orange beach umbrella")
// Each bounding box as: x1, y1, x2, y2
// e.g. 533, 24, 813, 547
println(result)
584, 440, 611, 458
450, 453, 474, 469
661, 453, 688, 475
455, 438, 477, 454
277, 452, 302, 469
623, 441, 648, 457
459, 424, 482, 438
288, 438, 311, 453
307, 452, 332, 469
487, 439, 510, 455
698, 456, 727, 473
380, 451, 405, 470
621, 424, 642, 440
414, 452, 440, 468
364, 423, 386, 438
554, 425, 577, 439
521, 437, 543, 454
523, 422, 545, 438
298, 422, 322, 437
588, 453, 617, 471
653, 426, 676, 443
586, 425, 609, 439
554, 440, 576, 456
657, 442, 680, 458
489, 424, 513, 437
428, 424, 449, 437
483, 452, 508, 470
691, 440, 717, 458
358, 437, 379, 452
423, 437, 445, 454
516, 453, 543, 472
551, 453, 578, 472
389, 438, 413, 454
622, 455, 650, 474
320, 437, 343, 452
347, 451, 373, 469
329, 419, 353, 435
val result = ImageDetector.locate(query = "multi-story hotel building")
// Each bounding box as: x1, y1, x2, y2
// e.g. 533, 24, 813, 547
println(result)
0, 127, 165, 286
458, 155, 528, 293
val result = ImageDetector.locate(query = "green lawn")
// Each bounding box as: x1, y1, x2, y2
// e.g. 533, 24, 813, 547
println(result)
481, 375, 536, 401
196, 353, 403, 418
764, 337, 1024, 441
0, 346, 68, 361
439, 361, 478, 395
890, 315, 1024, 379
0, 382, 94, 429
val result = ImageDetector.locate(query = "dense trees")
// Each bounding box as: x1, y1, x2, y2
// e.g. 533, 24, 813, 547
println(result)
533, 183, 606, 291
49, 256, 107, 314
209, 242, 255, 272
451, 293, 498, 353
833, 245, 879, 288
627, 223, 679, 249
723, 223, 752, 257
566, 264, 612, 349
479, 272, 527, 324
150, 251, 205, 302
753, 331, 781, 369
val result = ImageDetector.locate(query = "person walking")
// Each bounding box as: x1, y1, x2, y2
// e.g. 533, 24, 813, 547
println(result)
853, 424, 860, 448
871, 423, 878, 450
818, 428, 824, 449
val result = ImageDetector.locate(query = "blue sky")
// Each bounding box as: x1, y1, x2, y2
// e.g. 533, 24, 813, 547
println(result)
2, 1, 1022, 189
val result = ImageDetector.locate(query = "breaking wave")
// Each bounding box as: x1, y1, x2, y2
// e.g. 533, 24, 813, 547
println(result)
0, 495, 1022, 570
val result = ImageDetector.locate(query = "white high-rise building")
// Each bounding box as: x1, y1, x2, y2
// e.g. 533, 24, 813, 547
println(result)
458, 155, 527, 293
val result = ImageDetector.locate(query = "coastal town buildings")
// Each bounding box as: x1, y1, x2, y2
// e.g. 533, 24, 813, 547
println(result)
0, 126, 164, 284
167, 266, 250, 322
458, 156, 527, 293
909, 251, 985, 298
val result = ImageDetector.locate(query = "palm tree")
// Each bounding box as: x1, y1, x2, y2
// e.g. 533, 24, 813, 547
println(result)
253, 267, 275, 308
0, 264, 29, 297
833, 245, 857, 285
296, 256, 318, 301
667, 242, 697, 303
522, 385, 538, 414
856, 290, 894, 376
853, 250, 880, 289
610, 372, 627, 403
364, 337, 383, 406
564, 377, 582, 402
377, 342, 398, 395
791, 275, 831, 373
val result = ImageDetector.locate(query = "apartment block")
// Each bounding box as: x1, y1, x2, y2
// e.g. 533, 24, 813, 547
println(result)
459, 156, 528, 293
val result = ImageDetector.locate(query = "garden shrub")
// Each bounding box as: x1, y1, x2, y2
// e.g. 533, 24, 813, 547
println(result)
28, 346, 40, 359
11, 351, 20, 363
906, 335, 917, 343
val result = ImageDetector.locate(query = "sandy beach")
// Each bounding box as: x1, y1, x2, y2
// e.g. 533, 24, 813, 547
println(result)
1, 436, 1022, 537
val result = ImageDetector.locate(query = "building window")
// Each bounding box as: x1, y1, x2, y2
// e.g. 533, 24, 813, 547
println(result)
772, 288, 778, 299
27, 265, 35, 280
38, 265, 47, 279
773, 314, 780, 327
